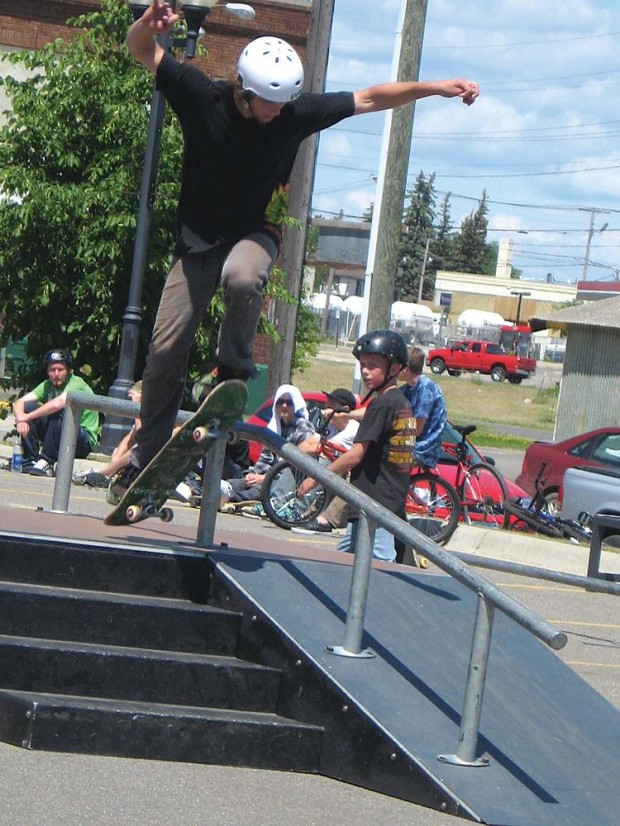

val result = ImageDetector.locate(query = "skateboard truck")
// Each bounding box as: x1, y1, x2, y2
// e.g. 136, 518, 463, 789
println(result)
126, 498, 174, 524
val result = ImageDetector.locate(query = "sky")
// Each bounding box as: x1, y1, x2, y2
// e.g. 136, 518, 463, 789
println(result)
309, 0, 620, 284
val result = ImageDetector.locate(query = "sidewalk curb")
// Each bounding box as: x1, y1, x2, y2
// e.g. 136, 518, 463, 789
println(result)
445, 523, 620, 577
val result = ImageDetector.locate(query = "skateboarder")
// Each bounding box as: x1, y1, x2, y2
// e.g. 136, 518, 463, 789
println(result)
115, 1, 478, 496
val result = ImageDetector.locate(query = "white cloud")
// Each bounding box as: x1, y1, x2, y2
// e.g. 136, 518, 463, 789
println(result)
312, 0, 620, 282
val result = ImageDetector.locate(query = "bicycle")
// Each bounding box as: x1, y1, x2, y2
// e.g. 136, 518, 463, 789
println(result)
405, 468, 461, 545
503, 462, 592, 543
260, 411, 343, 530
444, 424, 509, 530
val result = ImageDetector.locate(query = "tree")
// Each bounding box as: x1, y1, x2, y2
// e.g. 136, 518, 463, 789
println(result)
432, 192, 455, 273
451, 191, 495, 274
0, 0, 315, 399
397, 171, 436, 301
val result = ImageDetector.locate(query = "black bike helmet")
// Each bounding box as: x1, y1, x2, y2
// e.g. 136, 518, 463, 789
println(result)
352, 329, 408, 367
43, 348, 73, 369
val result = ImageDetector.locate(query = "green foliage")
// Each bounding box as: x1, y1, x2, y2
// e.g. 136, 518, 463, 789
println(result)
396, 179, 497, 298
451, 191, 494, 274
397, 172, 436, 301
0, 0, 178, 393
0, 0, 314, 395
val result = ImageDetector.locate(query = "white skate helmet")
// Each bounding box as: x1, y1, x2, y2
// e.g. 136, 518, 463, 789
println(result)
237, 36, 304, 103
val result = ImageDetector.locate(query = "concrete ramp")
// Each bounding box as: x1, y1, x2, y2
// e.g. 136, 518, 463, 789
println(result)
210, 551, 619, 826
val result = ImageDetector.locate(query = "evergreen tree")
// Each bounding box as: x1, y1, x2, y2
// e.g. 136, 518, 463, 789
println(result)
397, 172, 436, 301
430, 192, 455, 275
451, 191, 493, 274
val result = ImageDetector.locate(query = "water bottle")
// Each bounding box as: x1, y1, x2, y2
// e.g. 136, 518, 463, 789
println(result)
11, 436, 23, 473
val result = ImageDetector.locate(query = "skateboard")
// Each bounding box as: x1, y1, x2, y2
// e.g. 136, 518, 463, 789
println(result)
104, 380, 248, 526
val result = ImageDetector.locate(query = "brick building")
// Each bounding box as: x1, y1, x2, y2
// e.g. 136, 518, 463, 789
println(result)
0, 0, 313, 377
0, 1, 311, 57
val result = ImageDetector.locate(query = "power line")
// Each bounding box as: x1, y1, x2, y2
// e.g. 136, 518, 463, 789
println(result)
438, 163, 620, 180
425, 30, 620, 50
334, 30, 620, 52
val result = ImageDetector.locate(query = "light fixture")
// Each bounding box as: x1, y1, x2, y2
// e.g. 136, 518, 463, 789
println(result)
179, 1, 255, 58
224, 3, 256, 20
127, 1, 154, 20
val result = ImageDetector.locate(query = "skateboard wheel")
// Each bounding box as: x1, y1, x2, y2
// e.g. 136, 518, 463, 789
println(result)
126, 504, 143, 523
418, 556, 429, 569
160, 507, 174, 523
193, 426, 209, 443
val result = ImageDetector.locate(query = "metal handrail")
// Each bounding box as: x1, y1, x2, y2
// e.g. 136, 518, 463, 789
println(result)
55, 391, 571, 767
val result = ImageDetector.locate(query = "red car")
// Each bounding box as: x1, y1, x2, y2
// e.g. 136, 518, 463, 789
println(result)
516, 427, 620, 510
246, 392, 526, 500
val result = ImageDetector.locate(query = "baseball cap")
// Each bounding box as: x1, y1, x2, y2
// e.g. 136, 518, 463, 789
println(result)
323, 387, 357, 411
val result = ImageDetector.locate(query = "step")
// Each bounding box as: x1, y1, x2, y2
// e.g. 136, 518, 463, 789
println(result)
0, 690, 322, 772
0, 534, 211, 601
0, 636, 281, 712
0, 581, 241, 656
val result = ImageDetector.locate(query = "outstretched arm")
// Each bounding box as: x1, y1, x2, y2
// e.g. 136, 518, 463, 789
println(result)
126, 0, 179, 74
353, 78, 479, 114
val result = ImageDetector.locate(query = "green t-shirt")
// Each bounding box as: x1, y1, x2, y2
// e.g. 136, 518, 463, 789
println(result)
32, 374, 101, 448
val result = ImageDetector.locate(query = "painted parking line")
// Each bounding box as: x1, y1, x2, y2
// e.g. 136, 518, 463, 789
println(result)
547, 620, 620, 629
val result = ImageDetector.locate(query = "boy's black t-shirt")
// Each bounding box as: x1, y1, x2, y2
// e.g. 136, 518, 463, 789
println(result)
350, 389, 416, 517
156, 53, 355, 250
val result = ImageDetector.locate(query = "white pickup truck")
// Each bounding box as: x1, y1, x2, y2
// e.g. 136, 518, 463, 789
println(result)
560, 465, 620, 522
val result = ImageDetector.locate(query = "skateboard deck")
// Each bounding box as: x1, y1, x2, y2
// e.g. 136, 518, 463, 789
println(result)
104, 380, 248, 526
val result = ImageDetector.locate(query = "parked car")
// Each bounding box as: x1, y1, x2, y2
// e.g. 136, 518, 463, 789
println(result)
425, 340, 536, 383
516, 427, 620, 510
245, 391, 526, 499
559, 465, 620, 523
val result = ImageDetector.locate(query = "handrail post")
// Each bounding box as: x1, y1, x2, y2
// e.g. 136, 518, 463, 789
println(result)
51, 400, 81, 513
438, 591, 495, 767
196, 433, 227, 548
327, 511, 376, 659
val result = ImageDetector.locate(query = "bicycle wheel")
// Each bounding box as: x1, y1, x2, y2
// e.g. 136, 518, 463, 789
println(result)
556, 518, 592, 544
406, 472, 460, 545
261, 461, 327, 530
460, 463, 508, 529
503, 499, 564, 538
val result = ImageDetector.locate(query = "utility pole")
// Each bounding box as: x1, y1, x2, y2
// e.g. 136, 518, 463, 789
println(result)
363, 0, 428, 332
418, 237, 431, 302
267, 0, 335, 393
580, 207, 610, 281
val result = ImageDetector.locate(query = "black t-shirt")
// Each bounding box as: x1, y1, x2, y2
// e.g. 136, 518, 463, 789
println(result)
156, 53, 355, 250
350, 389, 415, 517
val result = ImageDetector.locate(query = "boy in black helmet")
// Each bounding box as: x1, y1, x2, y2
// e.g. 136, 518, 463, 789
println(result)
11, 349, 100, 477
299, 331, 415, 561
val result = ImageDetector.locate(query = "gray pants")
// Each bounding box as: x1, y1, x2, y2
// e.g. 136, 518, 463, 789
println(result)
133, 233, 276, 468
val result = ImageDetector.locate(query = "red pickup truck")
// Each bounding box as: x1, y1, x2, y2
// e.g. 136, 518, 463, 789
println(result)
425, 340, 537, 384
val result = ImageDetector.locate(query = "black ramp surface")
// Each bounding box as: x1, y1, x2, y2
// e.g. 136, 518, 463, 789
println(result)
211, 552, 620, 826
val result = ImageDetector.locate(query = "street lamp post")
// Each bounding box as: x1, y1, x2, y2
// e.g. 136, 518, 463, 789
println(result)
510, 290, 531, 327
100, 0, 254, 452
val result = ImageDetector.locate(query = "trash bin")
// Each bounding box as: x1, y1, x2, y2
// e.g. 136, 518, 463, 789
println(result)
245, 364, 268, 415
4, 337, 30, 378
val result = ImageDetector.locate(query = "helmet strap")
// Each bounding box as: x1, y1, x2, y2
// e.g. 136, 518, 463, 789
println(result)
360, 357, 397, 404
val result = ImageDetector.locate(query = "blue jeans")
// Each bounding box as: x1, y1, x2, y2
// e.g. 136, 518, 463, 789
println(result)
21, 401, 92, 464
336, 520, 397, 563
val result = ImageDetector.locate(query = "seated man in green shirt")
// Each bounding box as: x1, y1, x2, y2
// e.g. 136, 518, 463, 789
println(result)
12, 349, 100, 477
